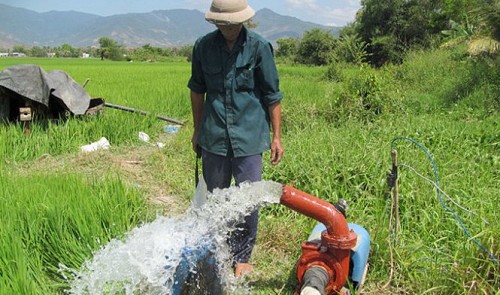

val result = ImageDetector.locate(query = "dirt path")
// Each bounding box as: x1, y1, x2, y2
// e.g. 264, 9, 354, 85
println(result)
16, 141, 190, 215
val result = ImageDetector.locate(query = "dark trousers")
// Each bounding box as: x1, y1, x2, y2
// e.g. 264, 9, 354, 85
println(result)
201, 149, 262, 264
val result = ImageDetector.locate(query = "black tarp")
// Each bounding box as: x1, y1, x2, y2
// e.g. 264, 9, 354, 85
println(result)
0, 64, 91, 121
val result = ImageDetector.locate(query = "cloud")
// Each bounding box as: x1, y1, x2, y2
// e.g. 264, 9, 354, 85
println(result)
285, 0, 359, 26
286, 0, 319, 10
323, 7, 360, 26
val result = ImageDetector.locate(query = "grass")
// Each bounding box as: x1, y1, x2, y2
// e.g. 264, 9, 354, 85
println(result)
0, 170, 153, 294
1, 51, 499, 294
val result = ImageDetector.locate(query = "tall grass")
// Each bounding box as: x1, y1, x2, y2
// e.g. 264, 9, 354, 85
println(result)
398, 47, 500, 113
0, 170, 153, 294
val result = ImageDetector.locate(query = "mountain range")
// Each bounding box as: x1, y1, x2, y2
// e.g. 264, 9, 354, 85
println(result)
0, 4, 340, 49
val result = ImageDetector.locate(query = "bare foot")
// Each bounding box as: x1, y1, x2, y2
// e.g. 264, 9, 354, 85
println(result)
234, 263, 254, 278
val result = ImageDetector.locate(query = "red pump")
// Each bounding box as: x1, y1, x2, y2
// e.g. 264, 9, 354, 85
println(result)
281, 185, 358, 295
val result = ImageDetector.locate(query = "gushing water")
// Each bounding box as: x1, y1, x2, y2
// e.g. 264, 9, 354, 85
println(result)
62, 180, 283, 295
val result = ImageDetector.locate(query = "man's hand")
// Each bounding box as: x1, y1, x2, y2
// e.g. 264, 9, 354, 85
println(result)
268, 102, 283, 166
191, 133, 202, 158
270, 138, 284, 165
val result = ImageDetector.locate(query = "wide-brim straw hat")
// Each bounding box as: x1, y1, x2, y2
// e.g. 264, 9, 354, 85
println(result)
205, 0, 255, 25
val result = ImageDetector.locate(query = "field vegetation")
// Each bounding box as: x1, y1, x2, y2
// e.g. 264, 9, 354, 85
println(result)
1, 42, 498, 294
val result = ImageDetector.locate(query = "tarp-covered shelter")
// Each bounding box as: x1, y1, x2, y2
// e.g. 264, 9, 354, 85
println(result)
0, 64, 95, 122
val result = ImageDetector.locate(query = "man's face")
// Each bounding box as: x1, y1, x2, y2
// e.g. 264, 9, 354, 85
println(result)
216, 24, 243, 42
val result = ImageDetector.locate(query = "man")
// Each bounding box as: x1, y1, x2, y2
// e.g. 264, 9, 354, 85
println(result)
187, 0, 284, 277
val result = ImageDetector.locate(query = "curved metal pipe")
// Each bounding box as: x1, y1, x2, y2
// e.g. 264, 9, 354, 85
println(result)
280, 185, 351, 238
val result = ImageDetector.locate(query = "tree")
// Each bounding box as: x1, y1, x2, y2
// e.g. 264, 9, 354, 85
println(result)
354, 0, 448, 65
276, 37, 298, 58
441, 0, 500, 56
80, 46, 99, 58
98, 37, 124, 61
12, 45, 27, 54
295, 29, 336, 65
30, 46, 48, 57
333, 33, 370, 65
468, 0, 500, 56
56, 44, 77, 58
441, 17, 476, 48
177, 45, 193, 62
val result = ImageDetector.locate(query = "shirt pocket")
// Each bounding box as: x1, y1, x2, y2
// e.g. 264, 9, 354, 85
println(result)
202, 64, 223, 94
235, 57, 255, 92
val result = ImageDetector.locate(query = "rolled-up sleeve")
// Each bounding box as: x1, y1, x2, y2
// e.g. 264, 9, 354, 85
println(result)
255, 42, 282, 106
187, 39, 207, 94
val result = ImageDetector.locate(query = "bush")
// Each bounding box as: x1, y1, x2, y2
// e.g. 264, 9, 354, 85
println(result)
332, 33, 370, 65
323, 62, 346, 82
340, 66, 384, 119
295, 29, 336, 65
457, 55, 500, 112
323, 64, 405, 123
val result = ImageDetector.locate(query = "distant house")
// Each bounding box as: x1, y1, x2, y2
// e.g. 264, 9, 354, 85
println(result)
47, 52, 56, 58
82, 53, 90, 58
11, 52, 26, 57
0, 53, 8, 57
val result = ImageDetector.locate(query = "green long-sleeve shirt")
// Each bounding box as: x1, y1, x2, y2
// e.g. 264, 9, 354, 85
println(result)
188, 27, 282, 157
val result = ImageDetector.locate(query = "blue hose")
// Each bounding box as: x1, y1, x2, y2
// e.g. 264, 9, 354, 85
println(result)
391, 137, 498, 264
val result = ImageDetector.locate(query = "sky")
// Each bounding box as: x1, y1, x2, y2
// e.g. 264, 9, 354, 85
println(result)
0, 0, 361, 27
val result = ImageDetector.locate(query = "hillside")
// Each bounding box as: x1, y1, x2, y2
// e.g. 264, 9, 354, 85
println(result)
0, 4, 340, 48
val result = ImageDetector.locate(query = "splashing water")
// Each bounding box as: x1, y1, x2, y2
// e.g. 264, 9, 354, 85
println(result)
62, 180, 283, 295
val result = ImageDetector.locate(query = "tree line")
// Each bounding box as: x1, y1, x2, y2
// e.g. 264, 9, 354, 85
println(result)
276, 0, 499, 67
0, 37, 193, 62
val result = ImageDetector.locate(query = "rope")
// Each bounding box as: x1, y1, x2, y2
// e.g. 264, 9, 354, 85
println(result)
391, 137, 499, 264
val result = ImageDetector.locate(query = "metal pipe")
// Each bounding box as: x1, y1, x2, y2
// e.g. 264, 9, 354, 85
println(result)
280, 185, 352, 239
280, 185, 358, 293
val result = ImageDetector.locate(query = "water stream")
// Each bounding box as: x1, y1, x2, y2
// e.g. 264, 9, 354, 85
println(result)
62, 180, 284, 295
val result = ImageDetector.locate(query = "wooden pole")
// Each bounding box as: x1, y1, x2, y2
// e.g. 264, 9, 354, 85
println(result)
391, 149, 400, 238
104, 102, 184, 125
